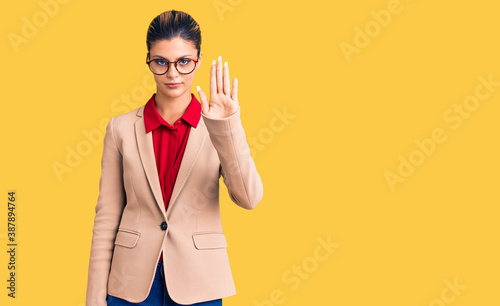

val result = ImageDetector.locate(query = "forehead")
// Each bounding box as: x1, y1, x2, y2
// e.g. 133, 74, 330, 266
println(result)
150, 37, 197, 59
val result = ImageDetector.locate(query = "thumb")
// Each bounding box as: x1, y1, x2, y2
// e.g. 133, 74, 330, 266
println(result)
197, 85, 209, 114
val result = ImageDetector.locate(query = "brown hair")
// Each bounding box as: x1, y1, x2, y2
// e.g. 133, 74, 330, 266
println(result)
146, 10, 202, 59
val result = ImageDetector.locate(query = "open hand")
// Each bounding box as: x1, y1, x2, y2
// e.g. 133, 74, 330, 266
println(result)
197, 55, 239, 119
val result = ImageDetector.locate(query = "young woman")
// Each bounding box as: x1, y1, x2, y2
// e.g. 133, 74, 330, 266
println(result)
86, 10, 264, 306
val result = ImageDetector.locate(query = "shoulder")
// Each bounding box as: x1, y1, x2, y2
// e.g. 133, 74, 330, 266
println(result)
109, 104, 145, 129
103, 105, 145, 145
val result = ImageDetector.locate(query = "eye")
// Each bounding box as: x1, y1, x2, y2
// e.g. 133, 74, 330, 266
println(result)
178, 59, 191, 66
154, 60, 166, 66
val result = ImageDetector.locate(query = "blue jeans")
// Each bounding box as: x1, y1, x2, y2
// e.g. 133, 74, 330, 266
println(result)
106, 262, 222, 306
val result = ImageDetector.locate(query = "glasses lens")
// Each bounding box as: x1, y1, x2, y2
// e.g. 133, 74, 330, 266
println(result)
149, 60, 168, 75
176, 59, 196, 74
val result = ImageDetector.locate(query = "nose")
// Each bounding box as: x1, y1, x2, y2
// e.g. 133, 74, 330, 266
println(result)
166, 62, 179, 78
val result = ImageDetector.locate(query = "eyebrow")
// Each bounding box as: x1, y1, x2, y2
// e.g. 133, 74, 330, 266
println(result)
151, 54, 194, 60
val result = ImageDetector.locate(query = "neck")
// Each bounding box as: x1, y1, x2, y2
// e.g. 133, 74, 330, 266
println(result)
154, 91, 192, 125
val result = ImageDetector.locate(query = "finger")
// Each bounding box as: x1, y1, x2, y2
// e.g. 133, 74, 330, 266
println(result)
231, 77, 238, 103
223, 61, 230, 96
210, 60, 216, 95
216, 56, 222, 93
197, 86, 209, 114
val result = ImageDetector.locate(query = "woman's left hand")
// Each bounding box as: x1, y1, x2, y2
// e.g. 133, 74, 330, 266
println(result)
197, 56, 239, 119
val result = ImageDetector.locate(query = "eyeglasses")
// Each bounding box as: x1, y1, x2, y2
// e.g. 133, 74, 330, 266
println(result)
146, 53, 199, 75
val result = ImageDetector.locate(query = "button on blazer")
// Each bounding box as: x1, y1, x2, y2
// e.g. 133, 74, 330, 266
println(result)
86, 102, 264, 306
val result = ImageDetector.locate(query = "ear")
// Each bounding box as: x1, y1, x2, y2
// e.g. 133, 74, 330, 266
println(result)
196, 51, 202, 68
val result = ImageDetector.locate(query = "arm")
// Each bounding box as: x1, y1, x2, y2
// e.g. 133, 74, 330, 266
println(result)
86, 116, 126, 306
202, 108, 264, 209
197, 56, 264, 210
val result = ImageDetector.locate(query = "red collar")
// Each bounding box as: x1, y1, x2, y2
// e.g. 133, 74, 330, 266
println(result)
144, 93, 201, 133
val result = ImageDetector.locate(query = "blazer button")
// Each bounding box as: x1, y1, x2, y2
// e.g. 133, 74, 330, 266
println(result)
160, 221, 168, 230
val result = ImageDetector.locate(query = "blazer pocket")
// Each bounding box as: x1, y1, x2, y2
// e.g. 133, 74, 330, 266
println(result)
192, 232, 228, 250
114, 228, 141, 248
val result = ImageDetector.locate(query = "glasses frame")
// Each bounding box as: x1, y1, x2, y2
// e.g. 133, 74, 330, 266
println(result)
146, 53, 199, 75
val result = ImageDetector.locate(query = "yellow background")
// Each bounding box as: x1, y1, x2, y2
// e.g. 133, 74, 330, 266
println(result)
1, 0, 499, 305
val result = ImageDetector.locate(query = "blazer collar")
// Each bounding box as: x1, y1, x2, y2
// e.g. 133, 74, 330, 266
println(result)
134, 103, 208, 219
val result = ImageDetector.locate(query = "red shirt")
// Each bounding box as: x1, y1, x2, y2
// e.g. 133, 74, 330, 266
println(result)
144, 93, 201, 262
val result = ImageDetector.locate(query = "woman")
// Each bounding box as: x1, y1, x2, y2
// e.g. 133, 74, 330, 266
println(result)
86, 10, 264, 306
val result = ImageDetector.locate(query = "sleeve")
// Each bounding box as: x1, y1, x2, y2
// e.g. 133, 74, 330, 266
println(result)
201, 107, 264, 210
86, 116, 126, 306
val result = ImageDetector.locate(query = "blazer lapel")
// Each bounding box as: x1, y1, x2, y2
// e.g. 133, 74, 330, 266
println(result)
134, 104, 208, 220
135, 106, 165, 218
167, 118, 207, 218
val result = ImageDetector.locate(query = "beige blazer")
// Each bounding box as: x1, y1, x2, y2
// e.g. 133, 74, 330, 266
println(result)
86, 102, 264, 306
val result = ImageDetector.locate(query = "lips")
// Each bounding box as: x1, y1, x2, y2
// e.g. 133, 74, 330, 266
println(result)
165, 82, 181, 89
